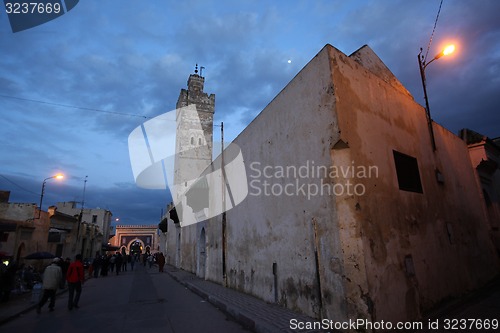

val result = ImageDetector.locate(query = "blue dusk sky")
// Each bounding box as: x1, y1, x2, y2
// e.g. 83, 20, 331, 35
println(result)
0, 0, 499, 226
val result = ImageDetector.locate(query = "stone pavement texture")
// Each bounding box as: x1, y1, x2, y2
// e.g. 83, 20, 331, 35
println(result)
163, 265, 321, 333
0, 286, 68, 325
0, 264, 498, 332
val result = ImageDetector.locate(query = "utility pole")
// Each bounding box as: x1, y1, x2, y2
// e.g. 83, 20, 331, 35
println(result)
220, 122, 227, 286
75, 176, 88, 253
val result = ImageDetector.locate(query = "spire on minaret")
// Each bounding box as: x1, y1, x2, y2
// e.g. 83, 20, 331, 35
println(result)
194, 63, 199, 74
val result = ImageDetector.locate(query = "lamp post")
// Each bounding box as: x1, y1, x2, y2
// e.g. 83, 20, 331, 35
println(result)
418, 44, 455, 151
37, 174, 64, 219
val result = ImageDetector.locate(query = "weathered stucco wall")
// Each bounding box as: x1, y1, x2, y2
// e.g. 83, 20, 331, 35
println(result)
0, 203, 51, 264
213, 46, 344, 320
169, 43, 499, 325
328, 44, 499, 322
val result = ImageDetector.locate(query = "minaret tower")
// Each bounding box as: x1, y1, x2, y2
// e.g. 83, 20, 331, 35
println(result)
173, 65, 215, 201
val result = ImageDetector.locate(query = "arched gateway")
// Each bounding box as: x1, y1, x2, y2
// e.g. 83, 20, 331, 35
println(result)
110, 225, 159, 254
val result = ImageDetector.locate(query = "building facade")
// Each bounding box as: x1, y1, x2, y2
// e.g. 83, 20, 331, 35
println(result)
0, 193, 105, 263
55, 201, 113, 244
461, 129, 500, 255
110, 225, 159, 254
161, 44, 499, 324
0, 192, 47, 263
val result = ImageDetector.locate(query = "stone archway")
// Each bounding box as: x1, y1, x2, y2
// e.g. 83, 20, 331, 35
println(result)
197, 228, 207, 279
128, 238, 145, 254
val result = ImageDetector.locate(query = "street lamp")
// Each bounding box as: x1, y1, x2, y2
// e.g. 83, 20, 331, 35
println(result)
418, 44, 455, 151
37, 174, 64, 219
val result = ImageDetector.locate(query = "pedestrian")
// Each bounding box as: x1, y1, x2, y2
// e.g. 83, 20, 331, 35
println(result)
60, 258, 70, 288
66, 254, 84, 310
122, 254, 128, 272
115, 252, 123, 275
109, 254, 116, 272
0, 261, 16, 302
130, 253, 136, 271
156, 252, 165, 272
148, 254, 154, 269
92, 252, 101, 278
37, 258, 62, 314
101, 255, 109, 277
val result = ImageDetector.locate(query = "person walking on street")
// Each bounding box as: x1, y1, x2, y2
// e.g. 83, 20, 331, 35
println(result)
37, 258, 62, 314
115, 252, 123, 275
156, 252, 165, 272
66, 254, 84, 310
109, 254, 116, 272
147, 253, 154, 269
92, 252, 101, 278
130, 253, 136, 271
122, 254, 128, 272
59, 258, 70, 289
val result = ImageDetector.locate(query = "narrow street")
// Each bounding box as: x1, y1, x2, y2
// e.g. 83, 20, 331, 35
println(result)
1, 264, 249, 333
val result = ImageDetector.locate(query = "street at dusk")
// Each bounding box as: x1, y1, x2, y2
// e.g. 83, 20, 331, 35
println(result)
1, 1, 499, 332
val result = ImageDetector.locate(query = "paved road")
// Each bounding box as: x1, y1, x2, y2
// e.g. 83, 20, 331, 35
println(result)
1, 265, 250, 333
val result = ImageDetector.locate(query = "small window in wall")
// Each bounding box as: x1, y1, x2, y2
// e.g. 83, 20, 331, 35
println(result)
393, 151, 423, 193
198, 138, 202, 145
92, 215, 97, 223
190, 137, 194, 145
435, 169, 444, 184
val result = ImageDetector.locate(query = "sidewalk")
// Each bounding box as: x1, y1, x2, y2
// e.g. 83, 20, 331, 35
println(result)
163, 264, 321, 333
0, 286, 68, 325
0, 270, 92, 326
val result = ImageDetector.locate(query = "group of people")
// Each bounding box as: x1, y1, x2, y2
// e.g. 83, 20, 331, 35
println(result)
88, 251, 166, 277
89, 252, 136, 278
37, 254, 84, 314
36, 251, 167, 314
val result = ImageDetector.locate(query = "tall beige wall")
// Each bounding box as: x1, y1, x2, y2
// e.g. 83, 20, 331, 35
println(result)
170, 44, 499, 325
329, 44, 499, 322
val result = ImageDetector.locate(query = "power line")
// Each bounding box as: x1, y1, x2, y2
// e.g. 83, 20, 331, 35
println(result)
424, 0, 444, 63
0, 94, 151, 119
0, 174, 39, 195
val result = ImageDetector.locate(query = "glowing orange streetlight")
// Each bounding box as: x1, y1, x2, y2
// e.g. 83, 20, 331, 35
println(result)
418, 44, 456, 151
442, 44, 455, 56
37, 173, 64, 219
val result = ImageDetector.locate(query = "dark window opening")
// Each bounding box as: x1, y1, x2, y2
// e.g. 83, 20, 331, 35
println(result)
393, 151, 423, 193
435, 169, 444, 184
48, 232, 61, 243
404, 255, 416, 277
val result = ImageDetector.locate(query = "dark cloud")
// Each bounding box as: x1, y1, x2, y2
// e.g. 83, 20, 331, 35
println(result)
1, 0, 499, 227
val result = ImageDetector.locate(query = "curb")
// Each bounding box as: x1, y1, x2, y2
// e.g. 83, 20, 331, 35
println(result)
164, 268, 282, 333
